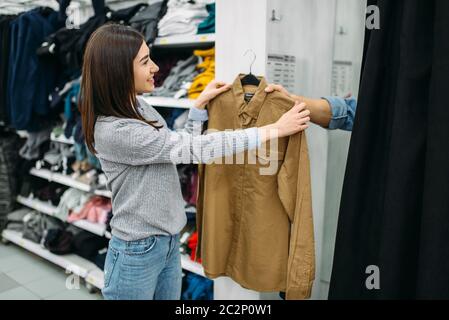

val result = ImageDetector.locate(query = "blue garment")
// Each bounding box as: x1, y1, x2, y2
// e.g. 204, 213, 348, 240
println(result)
322, 96, 358, 131
198, 3, 215, 34
102, 234, 182, 300
64, 82, 80, 121
182, 273, 213, 300
7, 8, 61, 132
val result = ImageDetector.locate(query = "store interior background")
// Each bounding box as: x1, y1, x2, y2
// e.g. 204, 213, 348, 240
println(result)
1, 0, 368, 300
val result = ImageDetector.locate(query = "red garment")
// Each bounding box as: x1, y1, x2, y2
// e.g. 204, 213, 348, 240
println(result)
188, 232, 201, 263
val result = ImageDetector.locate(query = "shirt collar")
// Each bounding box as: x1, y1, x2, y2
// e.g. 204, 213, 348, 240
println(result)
232, 74, 268, 120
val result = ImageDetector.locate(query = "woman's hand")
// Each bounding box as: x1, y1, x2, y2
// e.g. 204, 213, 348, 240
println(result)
194, 80, 232, 109
258, 102, 310, 143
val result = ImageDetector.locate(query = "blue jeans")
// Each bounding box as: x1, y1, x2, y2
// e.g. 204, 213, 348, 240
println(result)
102, 234, 182, 300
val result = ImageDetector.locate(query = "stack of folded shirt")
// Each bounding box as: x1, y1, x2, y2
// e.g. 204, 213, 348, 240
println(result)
130, 0, 168, 44
158, 0, 214, 37
55, 188, 91, 221
188, 47, 215, 99
67, 196, 111, 225
197, 2, 215, 34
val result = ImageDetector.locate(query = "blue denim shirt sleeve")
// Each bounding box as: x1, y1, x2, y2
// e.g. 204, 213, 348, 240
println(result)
322, 96, 357, 131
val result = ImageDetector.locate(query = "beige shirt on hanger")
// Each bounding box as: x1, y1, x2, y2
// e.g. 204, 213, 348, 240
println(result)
196, 75, 315, 300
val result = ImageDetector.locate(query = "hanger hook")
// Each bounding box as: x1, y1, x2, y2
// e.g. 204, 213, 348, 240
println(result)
244, 49, 257, 75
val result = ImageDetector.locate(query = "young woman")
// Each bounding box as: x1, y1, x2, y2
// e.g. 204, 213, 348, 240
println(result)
80, 24, 310, 300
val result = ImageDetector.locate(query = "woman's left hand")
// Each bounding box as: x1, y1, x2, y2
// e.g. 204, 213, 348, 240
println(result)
194, 80, 232, 109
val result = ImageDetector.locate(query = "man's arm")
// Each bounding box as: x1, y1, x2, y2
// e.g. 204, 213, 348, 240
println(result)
265, 84, 357, 132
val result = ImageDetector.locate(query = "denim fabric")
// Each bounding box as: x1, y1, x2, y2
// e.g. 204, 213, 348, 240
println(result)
322, 96, 358, 131
102, 234, 182, 300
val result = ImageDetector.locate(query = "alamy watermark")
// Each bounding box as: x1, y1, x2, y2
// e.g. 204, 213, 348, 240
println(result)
169, 128, 282, 176
65, 266, 81, 290
366, 5, 380, 30
365, 265, 380, 290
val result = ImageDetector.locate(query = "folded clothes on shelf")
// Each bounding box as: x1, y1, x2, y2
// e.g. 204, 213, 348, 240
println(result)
55, 188, 91, 221
158, 0, 212, 37
67, 195, 111, 225
130, 0, 168, 44
5, 208, 35, 232
19, 127, 52, 161
151, 55, 199, 98
188, 47, 215, 99
197, 3, 215, 34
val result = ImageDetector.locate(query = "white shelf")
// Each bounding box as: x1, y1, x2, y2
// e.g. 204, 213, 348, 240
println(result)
30, 168, 92, 193
181, 254, 205, 277
51, 132, 75, 145
17, 195, 57, 216
71, 220, 107, 238
3, 227, 204, 285
94, 189, 112, 198
85, 268, 104, 290
153, 33, 215, 47
16, 195, 107, 238
142, 96, 195, 109
1, 230, 104, 289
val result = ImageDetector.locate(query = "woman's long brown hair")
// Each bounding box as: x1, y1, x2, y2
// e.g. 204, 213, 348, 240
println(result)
80, 24, 162, 155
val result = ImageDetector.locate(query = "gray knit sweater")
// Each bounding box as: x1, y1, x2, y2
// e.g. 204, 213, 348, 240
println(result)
94, 96, 260, 241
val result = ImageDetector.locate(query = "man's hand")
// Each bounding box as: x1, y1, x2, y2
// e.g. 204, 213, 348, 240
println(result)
265, 84, 333, 128
265, 84, 303, 102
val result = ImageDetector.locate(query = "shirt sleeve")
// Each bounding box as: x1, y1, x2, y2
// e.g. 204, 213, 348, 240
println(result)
322, 96, 357, 131
96, 118, 261, 166
277, 132, 315, 299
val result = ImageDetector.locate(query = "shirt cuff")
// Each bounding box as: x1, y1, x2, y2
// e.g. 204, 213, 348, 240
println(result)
245, 127, 262, 151
322, 96, 356, 131
188, 107, 209, 122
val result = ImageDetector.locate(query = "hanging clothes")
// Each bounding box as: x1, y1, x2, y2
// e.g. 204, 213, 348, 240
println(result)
7, 7, 62, 131
0, 15, 16, 127
129, 0, 168, 45
195, 75, 315, 300
329, 0, 449, 299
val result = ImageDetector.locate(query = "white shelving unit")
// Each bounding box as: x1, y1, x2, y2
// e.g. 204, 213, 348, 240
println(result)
30, 168, 93, 193
18, 181, 205, 276
1, 230, 104, 290
153, 33, 215, 48
50, 132, 75, 145
181, 254, 205, 277
16, 195, 56, 216
2, 230, 203, 289
16, 195, 108, 238
94, 189, 112, 198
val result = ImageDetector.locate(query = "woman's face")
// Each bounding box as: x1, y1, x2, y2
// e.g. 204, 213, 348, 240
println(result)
133, 41, 159, 94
